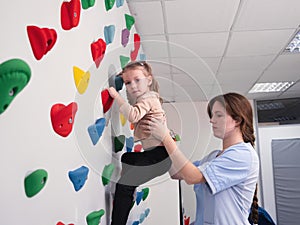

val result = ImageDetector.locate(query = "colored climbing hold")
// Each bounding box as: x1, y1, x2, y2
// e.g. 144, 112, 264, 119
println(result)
114, 75, 124, 91
105, 0, 115, 11
102, 163, 115, 186
134, 144, 142, 152
86, 209, 105, 225
0, 58, 31, 114
184, 215, 190, 225
139, 53, 146, 61
139, 212, 146, 223
121, 28, 130, 47
101, 89, 114, 113
130, 33, 141, 61
91, 38, 106, 68
27, 25, 57, 60
50, 102, 78, 137
132, 221, 139, 225
125, 14, 135, 30
126, 136, 134, 152
60, 0, 81, 30
24, 169, 48, 198
136, 190, 143, 205
120, 55, 130, 69
120, 113, 126, 126
116, 0, 124, 7
142, 187, 149, 201
104, 25, 115, 45
68, 165, 89, 192
56, 222, 74, 225
114, 135, 125, 152
130, 123, 134, 130
88, 118, 106, 145
81, 0, 95, 9
144, 208, 150, 217
73, 66, 90, 94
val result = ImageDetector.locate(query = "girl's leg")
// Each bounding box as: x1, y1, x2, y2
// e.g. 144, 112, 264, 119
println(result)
110, 146, 171, 225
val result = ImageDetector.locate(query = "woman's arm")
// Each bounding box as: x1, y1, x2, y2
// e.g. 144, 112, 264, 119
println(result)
162, 133, 206, 184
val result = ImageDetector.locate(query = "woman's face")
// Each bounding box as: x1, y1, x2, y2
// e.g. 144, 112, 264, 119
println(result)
209, 101, 238, 139
122, 68, 152, 99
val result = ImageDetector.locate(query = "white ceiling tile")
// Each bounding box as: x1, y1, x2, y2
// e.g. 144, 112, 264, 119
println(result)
165, 0, 240, 33
170, 58, 219, 84
140, 36, 169, 58
234, 0, 300, 31
169, 32, 229, 57
217, 71, 261, 85
219, 55, 275, 72
226, 29, 295, 57
127, 1, 164, 35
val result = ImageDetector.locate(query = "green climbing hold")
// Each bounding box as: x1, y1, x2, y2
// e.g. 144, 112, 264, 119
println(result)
114, 135, 125, 152
105, 0, 115, 11
125, 14, 135, 30
0, 58, 31, 114
142, 187, 150, 201
102, 163, 115, 186
24, 169, 48, 198
81, 0, 95, 9
119, 55, 130, 69
86, 209, 105, 225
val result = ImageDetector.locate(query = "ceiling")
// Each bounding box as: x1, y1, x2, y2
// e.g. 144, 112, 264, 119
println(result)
127, 0, 300, 103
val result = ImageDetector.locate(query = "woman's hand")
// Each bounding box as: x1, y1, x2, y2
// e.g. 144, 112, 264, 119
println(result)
139, 118, 170, 142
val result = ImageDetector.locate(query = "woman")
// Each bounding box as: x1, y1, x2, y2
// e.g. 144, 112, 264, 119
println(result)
143, 92, 260, 225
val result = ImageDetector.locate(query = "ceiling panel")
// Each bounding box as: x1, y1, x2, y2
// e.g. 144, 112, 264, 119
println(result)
234, 0, 300, 31
226, 29, 295, 57
127, 1, 164, 35
165, 0, 240, 33
168, 32, 229, 57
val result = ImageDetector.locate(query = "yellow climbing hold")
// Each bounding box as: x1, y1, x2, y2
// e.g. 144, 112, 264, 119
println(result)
73, 66, 90, 94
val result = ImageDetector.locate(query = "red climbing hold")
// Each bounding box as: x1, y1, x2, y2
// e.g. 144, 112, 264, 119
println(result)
91, 38, 106, 68
101, 89, 114, 113
50, 102, 78, 137
27, 25, 57, 60
60, 0, 81, 30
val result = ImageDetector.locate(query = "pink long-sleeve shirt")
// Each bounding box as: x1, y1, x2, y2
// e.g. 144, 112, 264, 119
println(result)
119, 91, 166, 150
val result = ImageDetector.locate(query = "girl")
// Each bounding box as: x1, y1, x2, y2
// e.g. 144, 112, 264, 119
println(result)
107, 61, 171, 225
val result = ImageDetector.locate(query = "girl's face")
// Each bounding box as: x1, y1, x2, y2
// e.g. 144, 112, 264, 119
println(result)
209, 101, 238, 139
122, 68, 152, 99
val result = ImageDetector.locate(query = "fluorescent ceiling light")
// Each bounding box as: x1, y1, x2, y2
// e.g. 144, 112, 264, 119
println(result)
249, 81, 294, 93
285, 31, 300, 53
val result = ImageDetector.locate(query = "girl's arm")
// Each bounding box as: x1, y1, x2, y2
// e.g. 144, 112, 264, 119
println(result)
107, 87, 151, 123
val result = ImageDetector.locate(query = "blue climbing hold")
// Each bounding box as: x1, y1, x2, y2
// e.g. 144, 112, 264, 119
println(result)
136, 190, 143, 205
116, 0, 124, 7
88, 118, 106, 145
104, 25, 115, 45
132, 221, 139, 225
126, 136, 134, 152
115, 75, 124, 92
68, 166, 89, 192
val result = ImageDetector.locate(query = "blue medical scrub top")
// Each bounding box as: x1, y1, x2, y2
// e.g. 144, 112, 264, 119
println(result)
193, 142, 259, 225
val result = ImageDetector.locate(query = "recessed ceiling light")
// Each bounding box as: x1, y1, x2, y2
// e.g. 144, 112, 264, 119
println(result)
284, 31, 300, 53
249, 82, 294, 93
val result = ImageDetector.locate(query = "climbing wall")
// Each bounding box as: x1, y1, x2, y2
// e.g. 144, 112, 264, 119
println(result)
0, 0, 153, 224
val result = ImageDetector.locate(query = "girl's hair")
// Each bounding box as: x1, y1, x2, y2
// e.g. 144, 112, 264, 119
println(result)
207, 92, 255, 147
120, 61, 163, 104
207, 92, 258, 223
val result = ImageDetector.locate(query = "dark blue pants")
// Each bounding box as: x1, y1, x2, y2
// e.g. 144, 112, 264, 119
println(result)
111, 146, 171, 225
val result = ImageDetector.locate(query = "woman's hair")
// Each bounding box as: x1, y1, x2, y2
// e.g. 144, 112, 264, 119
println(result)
249, 184, 259, 224
207, 92, 255, 147
207, 92, 258, 223
120, 61, 162, 104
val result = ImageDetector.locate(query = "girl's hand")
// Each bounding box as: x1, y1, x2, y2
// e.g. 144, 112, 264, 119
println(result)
107, 87, 119, 99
